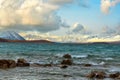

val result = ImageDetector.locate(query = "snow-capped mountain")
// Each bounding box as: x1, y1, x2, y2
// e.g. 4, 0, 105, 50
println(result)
0, 31, 25, 40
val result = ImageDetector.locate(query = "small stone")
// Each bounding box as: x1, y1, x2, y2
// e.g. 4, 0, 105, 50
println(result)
63, 54, 72, 59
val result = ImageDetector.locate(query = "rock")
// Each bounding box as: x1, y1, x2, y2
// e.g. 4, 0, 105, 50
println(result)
60, 65, 68, 69
86, 71, 106, 79
63, 54, 72, 59
95, 71, 106, 79
17, 58, 27, 63
7, 60, 16, 68
109, 72, 120, 78
17, 63, 30, 67
17, 58, 30, 67
61, 59, 72, 65
117, 75, 120, 79
0, 59, 16, 69
86, 71, 96, 78
84, 64, 92, 67
63, 74, 72, 77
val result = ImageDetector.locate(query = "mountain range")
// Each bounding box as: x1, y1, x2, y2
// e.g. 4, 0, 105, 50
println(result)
0, 31, 52, 43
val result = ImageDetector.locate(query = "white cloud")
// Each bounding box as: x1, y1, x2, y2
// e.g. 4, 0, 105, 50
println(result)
0, 0, 72, 32
101, 0, 120, 14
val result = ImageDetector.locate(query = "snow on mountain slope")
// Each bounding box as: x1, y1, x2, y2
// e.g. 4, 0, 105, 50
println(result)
0, 31, 25, 40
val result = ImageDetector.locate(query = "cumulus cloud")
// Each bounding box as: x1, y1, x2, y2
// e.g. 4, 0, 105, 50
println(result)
101, 0, 120, 14
0, 0, 73, 32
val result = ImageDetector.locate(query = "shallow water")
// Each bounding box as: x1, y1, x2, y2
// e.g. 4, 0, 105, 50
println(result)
0, 42, 120, 80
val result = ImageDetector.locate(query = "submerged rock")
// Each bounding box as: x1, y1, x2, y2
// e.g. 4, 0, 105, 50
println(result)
30, 63, 52, 67
61, 59, 72, 65
17, 58, 30, 67
63, 54, 72, 59
86, 71, 106, 79
60, 65, 68, 69
0, 59, 16, 69
63, 74, 72, 77
84, 64, 92, 67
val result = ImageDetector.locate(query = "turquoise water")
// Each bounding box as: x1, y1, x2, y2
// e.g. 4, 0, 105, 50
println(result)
0, 43, 120, 65
0, 43, 120, 80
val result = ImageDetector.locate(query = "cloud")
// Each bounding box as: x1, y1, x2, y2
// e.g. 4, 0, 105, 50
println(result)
0, 0, 72, 32
72, 23, 85, 33
101, 0, 120, 14
48, 0, 73, 5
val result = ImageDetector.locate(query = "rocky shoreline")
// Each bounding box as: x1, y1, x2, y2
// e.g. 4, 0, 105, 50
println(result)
0, 54, 120, 79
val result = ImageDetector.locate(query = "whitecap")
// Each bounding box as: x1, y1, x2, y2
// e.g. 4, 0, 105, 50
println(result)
72, 55, 88, 58
104, 58, 113, 60
99, 61, 105, 65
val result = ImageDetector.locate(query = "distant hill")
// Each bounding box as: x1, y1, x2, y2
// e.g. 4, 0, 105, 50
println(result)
0, 38, 9, 42
0, 38, 53, 43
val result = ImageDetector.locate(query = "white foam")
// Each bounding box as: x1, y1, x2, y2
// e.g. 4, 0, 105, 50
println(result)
72, 55, 88, 58
104, 58, 113, 60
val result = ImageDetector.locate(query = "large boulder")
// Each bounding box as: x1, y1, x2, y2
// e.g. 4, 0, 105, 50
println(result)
17, 58, 30, 67
0, 59, 16, 69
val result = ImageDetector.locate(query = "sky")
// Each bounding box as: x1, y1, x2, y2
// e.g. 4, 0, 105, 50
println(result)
0, 0, 120, 42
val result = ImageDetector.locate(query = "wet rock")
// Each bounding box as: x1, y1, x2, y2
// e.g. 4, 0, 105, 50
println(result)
63, 74, 72, 77
60, 65, 68, 69
86, 71, 96, 78
63, 54, 72, 59
17, 58, 30, 67
84, 64, 92, 67
109, 72, 120, 78
86, 71, 106, 79
61, 59, 72, 65
7, 60, 16, 68
17, 63, 30, 67
117, 75, 120, 79
17, 58, 27, 63
0, 59, 16, 69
